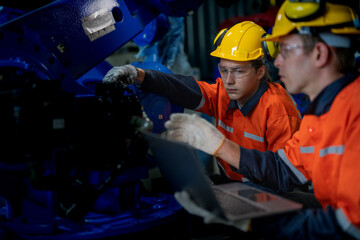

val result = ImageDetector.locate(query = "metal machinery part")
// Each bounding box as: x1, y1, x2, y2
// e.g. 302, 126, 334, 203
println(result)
0, 0, 204, 239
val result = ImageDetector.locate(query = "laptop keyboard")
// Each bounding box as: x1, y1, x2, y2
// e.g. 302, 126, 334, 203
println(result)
213, 188, 265, 215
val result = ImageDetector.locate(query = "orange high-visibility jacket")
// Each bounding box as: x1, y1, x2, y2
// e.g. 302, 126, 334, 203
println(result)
197, 78, 301, 181
239, 74, 360, 238
284, 75, 360, 234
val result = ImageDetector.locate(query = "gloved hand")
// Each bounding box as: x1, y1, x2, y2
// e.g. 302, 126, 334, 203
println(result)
102, 64, 139, 85
174, 190, 251, 232
164, 113, 225, 155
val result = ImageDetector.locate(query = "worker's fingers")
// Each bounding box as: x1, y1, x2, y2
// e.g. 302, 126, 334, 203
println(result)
102, 65, 138, 85
165, 113, 191, 129
168, 113, 207, 128
166, 128, 188, 142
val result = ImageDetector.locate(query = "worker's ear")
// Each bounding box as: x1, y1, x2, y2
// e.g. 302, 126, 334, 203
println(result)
313, 41, 329, 68
257, 65, 266, 80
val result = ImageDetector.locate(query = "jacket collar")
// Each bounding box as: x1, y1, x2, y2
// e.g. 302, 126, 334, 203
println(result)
304, 72, 358, 116
227, 80, 269, 117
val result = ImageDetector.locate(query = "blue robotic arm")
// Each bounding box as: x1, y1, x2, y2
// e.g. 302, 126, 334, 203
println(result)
0, 0, 202, 93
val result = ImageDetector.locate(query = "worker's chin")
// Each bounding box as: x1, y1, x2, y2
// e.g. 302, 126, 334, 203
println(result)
285, 86, 301, 96
227, 93, 242, 100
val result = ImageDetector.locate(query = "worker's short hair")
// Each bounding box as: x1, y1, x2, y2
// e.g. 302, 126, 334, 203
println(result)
299, 34, 355, 74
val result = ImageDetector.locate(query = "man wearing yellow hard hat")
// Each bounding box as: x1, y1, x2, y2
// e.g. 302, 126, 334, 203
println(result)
165, 0, 360, 238
103, 21, 302, 184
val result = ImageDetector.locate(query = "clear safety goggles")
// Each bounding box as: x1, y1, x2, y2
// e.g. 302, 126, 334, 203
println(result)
278, 43, 305, 59
218, 64, 253, 80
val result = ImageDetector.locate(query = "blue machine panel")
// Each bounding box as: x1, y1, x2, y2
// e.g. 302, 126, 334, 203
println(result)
0, 0, 204, 239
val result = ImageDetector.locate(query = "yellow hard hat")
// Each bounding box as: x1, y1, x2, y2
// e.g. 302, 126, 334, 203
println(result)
262, 0, 360, 42
210, 21, 266, 61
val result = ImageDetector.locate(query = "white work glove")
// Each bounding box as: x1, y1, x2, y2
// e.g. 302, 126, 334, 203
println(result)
102, 64, 139, 85
164, 113, 225, 155
174, 190, 251, 232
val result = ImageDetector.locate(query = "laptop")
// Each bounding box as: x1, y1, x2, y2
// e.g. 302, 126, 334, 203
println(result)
142, 131, 302, 222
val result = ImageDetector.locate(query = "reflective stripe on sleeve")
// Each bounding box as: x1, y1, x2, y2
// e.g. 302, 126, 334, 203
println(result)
300, 146, 314, 154
244, 131, 264, 143
195, 95, 206, 110
335, 208, 360, 239
319, 145, 345, 157
218, 119, 233, 133
277, 149, 308, 184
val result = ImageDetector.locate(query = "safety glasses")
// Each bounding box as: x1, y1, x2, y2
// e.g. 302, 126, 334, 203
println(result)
218, 64, 253, 80
278, 43, 305, 59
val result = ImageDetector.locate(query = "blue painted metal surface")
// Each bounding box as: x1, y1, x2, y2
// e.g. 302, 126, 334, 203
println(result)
133, 13, 170, 46
0, 0, 155, 93
0, 0, 204, 93
0, 0, 204, 238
